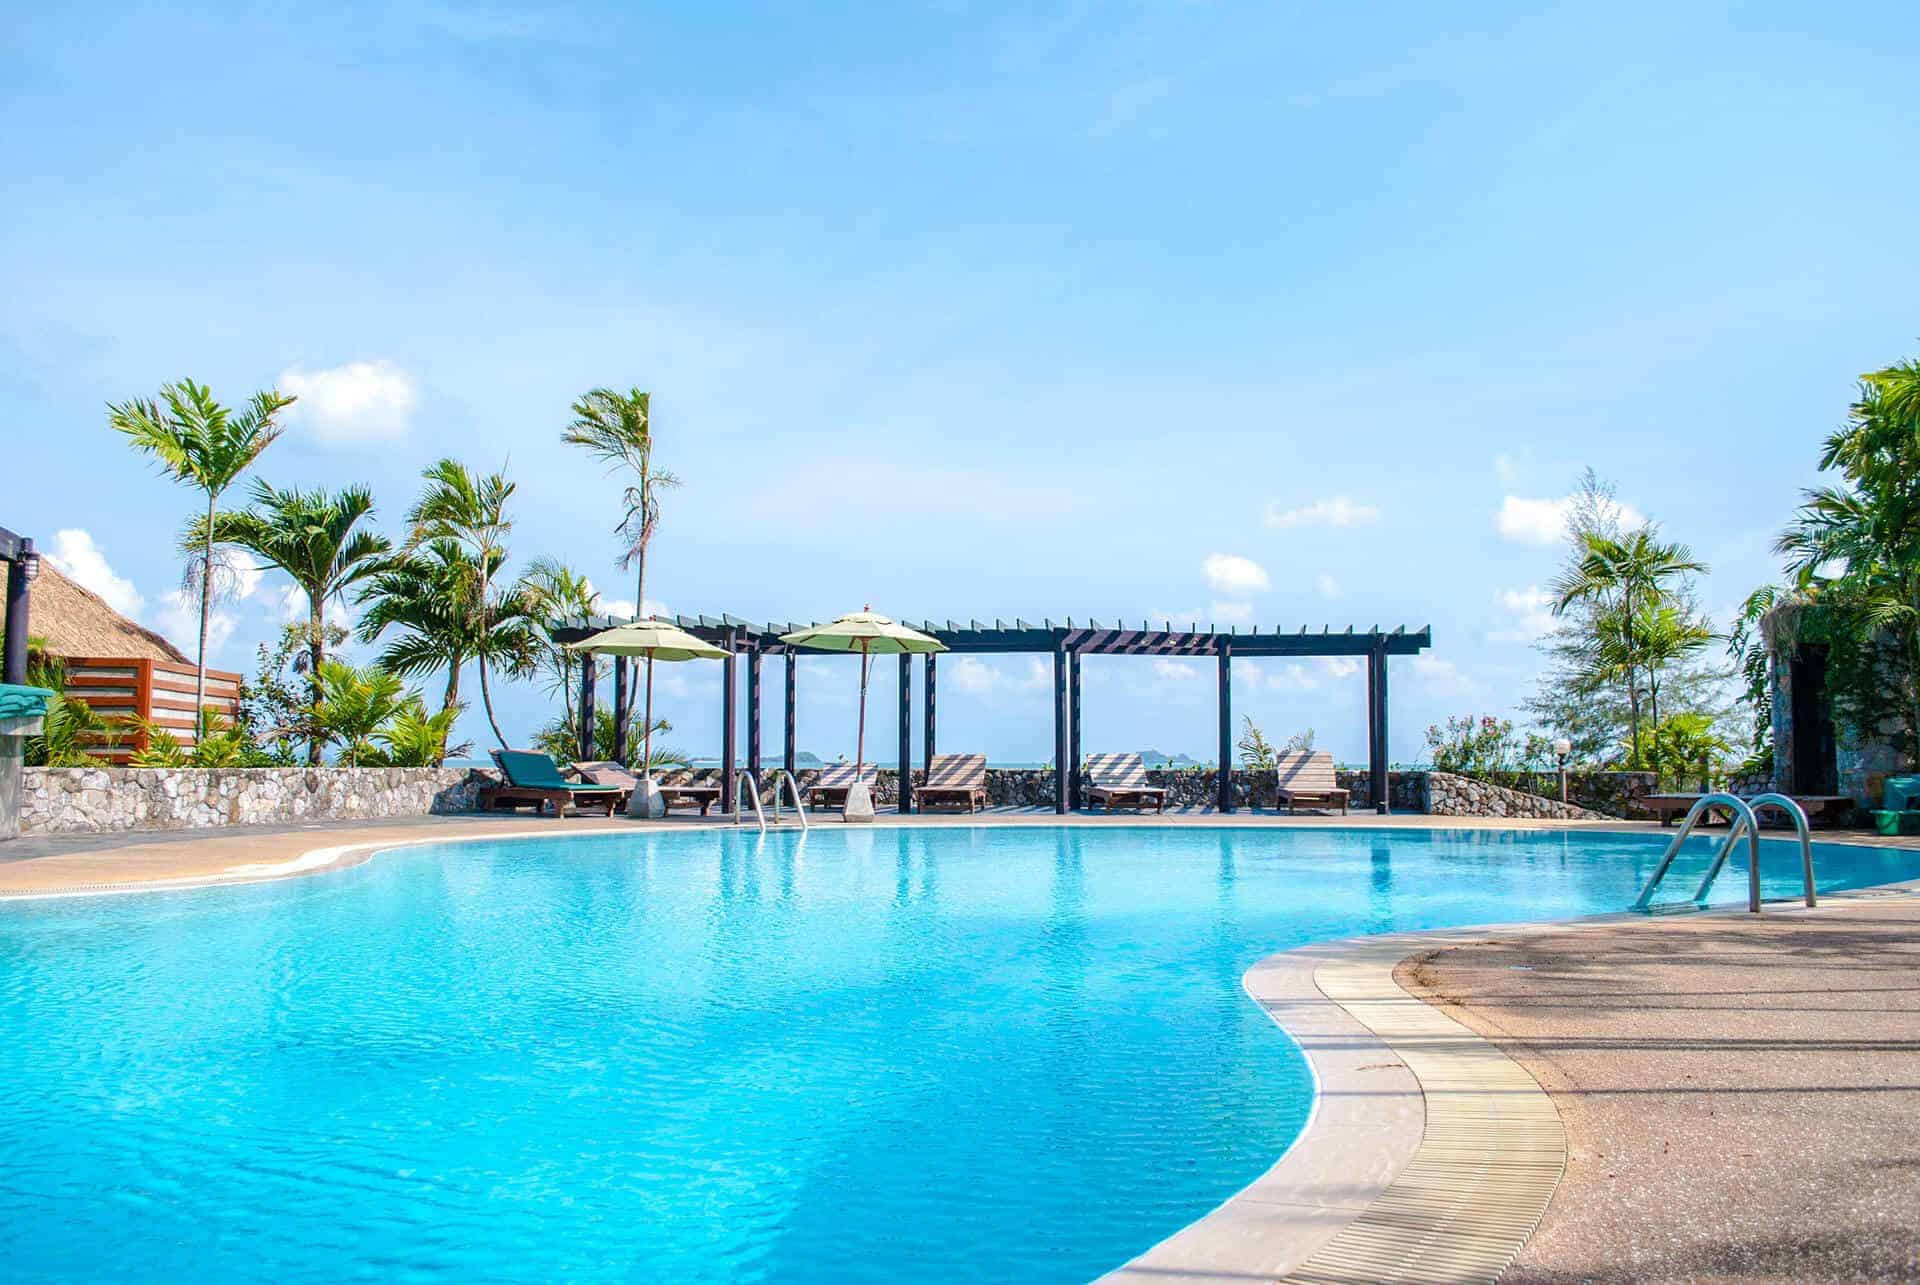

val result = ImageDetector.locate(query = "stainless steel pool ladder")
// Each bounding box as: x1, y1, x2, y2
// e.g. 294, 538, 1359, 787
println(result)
768, 769, 809, 830
732, 771, 767, 832
1633, 792, 1816, 913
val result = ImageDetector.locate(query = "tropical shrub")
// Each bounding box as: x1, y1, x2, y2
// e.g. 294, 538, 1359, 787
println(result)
1425, 715, 1553, 778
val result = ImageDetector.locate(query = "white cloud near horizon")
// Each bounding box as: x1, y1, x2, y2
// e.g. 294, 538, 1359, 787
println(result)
1264, 496, 1379, 529
1201, 552, 1270, 595
156, 588, 235, 658
1487, 585, 1556, 642
280, 360, 419, 446
44, 528, 143, 616
1496, 494, 1646, 545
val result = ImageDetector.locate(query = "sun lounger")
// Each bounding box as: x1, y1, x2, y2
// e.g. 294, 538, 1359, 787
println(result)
572, 761, 721, 815
918, 753, 988, 812
808, 762, 878, 810
1082, 753, 1167, 813
481, 749, 624, 817
1272, 750, 1349, 815
1639, 792, 1851, 826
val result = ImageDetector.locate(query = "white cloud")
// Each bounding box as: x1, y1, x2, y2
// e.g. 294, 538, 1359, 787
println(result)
280, 360, 419, 446
948, 656, 1050, 697
1323, 657, 1362, 679
1488, 586, 1557, 642
1202, 552, 1270, 595
156, 588, 236, 659
1315, 573, 1340, 599
1264, 496, 1380, 529
1152, 657, 1199, 681
44, 529, 143, 616
1496, 494, 1646, 546
1410, 654, 1480, 698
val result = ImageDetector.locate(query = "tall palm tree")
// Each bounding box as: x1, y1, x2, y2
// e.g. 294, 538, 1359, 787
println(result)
562, 388, 677, 617
110, 379, 294, 724
192, 481, 392, 762
404, 459, 535, 746
1551, 528, 1707, 765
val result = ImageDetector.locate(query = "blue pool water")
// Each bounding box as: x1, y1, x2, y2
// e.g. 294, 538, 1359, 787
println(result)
2, 825, 1916, 1282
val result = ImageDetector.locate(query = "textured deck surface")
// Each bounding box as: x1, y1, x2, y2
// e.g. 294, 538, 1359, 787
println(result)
1400, 894, 1920, 1283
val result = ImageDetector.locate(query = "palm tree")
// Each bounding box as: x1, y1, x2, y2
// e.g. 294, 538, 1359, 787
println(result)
519, 555, 605, 724
309, 661, 410, 767
110, 379, 294, 725
562, 388, 677, 617
1777, 357, 1920, 754
192, 481, 392, 762
356, 537, 482, 715
404, 460, 536, 746
1551, 528, 1707, 765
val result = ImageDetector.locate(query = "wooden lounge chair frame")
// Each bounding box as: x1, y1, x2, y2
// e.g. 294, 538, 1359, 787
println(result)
1082, 753, 1167, 813
808, 762, 878, 810
482, 749, 624, 817
1271, 750, 1349, 815
918, 753, 988, 813
572, 762, 721, 816
1639, 792, 1850, 826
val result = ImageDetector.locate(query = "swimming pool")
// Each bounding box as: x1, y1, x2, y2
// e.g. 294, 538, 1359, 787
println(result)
2, 825, 1915, 1282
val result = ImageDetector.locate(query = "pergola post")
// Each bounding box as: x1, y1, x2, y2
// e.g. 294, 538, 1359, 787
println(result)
898, 653, 913, 813
923, 652, 937, 769
611, 659, 629, 765
1217, 639, 1233, 813
577, 652, 596, 762
746, 649, 762, 780
1052, 646, 1069, 814
720, 634, 738, 813
1368, 641, 1390, 815
783, 652, 797, 777
2, 537, 30, 687
1067, 651, 1082, 809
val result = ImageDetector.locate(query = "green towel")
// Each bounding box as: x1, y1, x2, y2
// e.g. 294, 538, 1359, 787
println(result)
0, 683, 55, 722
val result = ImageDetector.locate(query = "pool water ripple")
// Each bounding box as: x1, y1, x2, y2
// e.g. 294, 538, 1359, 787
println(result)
2, 824, 1916, 1282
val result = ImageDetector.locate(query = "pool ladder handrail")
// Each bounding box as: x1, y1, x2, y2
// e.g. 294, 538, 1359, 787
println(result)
732, 770, 767, 832
768, 768, 809, 830
1633, 791, 1816, 913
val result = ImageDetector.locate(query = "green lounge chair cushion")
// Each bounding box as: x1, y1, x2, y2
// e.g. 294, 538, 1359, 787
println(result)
493, 749, 621, 793
0, 684, 55, 722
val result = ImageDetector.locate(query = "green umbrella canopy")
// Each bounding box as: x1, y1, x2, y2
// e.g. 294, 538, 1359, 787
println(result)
567, 619, 729, 661
779, 609, 946, 655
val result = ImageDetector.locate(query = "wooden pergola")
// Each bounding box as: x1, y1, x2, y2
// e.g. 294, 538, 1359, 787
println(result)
551, 617, 1432, 816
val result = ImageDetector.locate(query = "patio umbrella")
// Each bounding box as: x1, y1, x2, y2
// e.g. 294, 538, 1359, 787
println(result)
569, 618, 728, 817
780, 607, 945, 821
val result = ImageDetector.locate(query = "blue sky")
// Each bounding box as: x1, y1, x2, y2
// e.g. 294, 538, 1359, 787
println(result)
4, 1, 1917, 765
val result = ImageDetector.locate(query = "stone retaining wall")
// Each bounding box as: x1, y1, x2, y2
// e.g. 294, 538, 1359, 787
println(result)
1421, 771, 1610, 820
18, 766, 499, 836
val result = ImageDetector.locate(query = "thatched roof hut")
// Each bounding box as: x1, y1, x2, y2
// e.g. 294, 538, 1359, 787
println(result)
0, 561, 186, 662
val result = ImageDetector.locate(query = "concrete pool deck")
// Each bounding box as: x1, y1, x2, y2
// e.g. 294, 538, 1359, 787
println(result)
4, 812, 1918, 1280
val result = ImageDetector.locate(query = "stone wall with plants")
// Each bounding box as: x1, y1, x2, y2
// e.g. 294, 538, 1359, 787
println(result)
18, 766, 499, 836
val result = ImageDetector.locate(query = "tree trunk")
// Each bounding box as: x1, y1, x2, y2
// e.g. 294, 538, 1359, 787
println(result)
478, 656, 507, 747
307, 597, 326, 765
442, 653, 462, 716
194, 491, 214, 740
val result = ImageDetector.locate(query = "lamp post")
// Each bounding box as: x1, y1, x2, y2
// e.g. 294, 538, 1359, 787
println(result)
1553, 737, 1573, 804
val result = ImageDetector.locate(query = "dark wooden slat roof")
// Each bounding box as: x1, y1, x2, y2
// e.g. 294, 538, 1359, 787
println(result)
550, 614, 1432, 657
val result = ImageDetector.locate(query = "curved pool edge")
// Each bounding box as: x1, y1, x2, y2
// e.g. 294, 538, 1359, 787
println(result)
1113, 876, 1920, 1284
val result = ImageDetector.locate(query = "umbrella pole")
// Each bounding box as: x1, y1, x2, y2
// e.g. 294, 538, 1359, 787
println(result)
643, 652, 655, 777
855, 640, 870, 772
